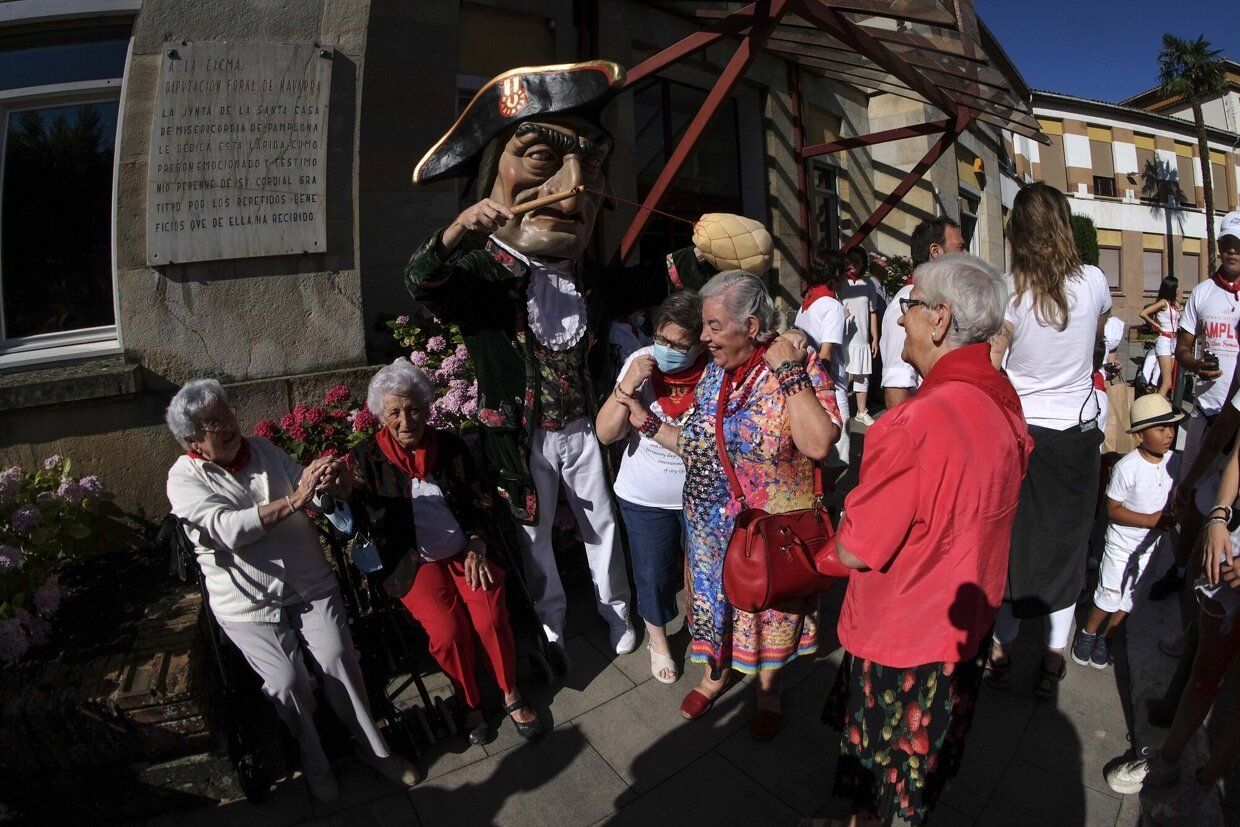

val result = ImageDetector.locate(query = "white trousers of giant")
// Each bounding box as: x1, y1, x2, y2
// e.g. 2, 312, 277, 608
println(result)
519, 419, 632, 644
218, 589, 389, 777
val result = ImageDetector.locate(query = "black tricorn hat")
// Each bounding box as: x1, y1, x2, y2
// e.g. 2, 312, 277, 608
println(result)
413, 60, 626, 186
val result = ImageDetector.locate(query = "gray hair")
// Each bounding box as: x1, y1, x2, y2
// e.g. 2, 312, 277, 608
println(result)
652, 289, 703, 340
165, 378, 229, 449
367, 358, 435, 417
699, 270, 778, 340
914, 253, 1009, 347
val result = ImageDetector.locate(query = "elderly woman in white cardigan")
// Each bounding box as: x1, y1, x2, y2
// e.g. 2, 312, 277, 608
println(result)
165, 378, 420, 803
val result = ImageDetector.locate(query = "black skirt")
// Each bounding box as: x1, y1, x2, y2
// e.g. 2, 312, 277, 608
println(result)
1006, 423, 1103, 618
824, 646, 988, 826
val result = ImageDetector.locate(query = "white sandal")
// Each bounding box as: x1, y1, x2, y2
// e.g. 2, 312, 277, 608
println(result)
648, 643, 680, 684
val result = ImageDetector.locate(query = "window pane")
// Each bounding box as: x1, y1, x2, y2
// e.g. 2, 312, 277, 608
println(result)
1093, 176, 1116, 198
1178, 252, 1199, 283
1143, 250, 1164, 294
2, 102, 118, 338
0, 26, 129, 92
1098, 247, 1121, 291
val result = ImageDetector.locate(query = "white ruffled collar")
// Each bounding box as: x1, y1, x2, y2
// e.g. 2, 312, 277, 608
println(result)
490, 236, 587, 352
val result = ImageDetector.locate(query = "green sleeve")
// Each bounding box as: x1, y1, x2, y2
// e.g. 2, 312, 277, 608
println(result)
404, 229, 488, 322
599, 247, 713, 318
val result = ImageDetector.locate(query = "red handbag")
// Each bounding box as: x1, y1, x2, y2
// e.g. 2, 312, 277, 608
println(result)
715, 383, 837, 614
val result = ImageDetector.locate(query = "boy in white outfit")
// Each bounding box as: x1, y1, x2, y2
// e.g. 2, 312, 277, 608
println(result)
1072, 394, 1183, 669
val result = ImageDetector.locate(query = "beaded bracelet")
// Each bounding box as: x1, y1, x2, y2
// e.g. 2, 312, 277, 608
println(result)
780, 373, 813, 398
773, 359, 804, 380
1205, 515, 1229, 527
638, 412, 662, 439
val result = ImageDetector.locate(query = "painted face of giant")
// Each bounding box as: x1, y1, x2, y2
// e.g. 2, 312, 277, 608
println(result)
488, 115, 609, 261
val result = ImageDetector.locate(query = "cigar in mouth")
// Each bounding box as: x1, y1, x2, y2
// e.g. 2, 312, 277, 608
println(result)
510, 186, 585, 216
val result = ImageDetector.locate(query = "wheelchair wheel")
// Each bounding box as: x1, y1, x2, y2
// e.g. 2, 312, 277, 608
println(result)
412, 704, 436, 746
434, 695, 458, 737
529, 649, 556, 686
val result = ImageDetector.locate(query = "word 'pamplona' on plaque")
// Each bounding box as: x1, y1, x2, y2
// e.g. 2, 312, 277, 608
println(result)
146, 42, 332, 265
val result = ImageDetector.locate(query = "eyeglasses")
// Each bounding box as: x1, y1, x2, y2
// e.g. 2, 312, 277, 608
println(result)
898, 298, 931, 315
200, 407, 237, 433
653, 334, 697, 354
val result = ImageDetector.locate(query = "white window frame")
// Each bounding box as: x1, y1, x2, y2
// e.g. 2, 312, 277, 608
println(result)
0, 20, 134, 369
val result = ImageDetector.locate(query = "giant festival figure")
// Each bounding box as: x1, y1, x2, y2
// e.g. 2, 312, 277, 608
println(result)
404, 60, 773, 666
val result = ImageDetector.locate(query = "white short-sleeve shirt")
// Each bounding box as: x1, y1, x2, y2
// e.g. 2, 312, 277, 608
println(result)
1104, 449, 1180, 555
1003, 264, 1112, 429
612, 346, 692, 510
881, 282, 920, 390
1178, 277, 1240, 415
794, 294, 847, 390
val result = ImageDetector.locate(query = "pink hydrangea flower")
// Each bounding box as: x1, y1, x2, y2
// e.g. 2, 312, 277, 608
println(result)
0, 545, 24, 570
292, 403, 311, 424
35, 582, 60, 619
318, 447, 340, 459
253, 419, 277, 439
79, 475, 103, 494
0, 467, 20, 506
305, 406, 328, 425
42, 455, 64, 471
286, 423, 309, 442
323, 425, 335, 438
455, 344, 469, 360
426, 335, 447, 353
0, 619, 28, 663
353, 406, 379, 432
410, 351, 430, 368
279, 412, 297, 430
10, 504, 41, 535
330, 408, 347, 419
56, 478, 85, 505
395, 315, 409, 325
324, 384, 351, 405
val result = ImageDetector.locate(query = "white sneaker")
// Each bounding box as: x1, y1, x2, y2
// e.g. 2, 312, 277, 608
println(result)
611, 624, 639, 655
1105, 746, 1180, 794
854, 411, 875, 426
305, 770, 339, 804
1150, 776, 1218, 824
355, 746, 423, 787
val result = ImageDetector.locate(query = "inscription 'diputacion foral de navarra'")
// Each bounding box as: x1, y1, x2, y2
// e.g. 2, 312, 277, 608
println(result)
146, 42, 332, 265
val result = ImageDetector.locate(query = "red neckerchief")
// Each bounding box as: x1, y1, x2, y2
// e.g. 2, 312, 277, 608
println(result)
919, 343, 1024, 422
188, 438, 252, 474
376, 426, 439, 480
651, 353, 707, 420
905, 274, 915, 287
1213, 270, 1240, 296
800, 285, 837, 313
718, 343, 770, 414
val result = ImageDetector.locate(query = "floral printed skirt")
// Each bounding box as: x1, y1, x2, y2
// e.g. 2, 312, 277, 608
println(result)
823, 646, 987, 826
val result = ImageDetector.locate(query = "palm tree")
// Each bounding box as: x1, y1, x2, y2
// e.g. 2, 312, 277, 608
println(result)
1158, 34, 1228, 272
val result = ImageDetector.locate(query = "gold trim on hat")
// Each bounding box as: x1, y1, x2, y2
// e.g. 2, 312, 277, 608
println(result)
412, 60, 626, 186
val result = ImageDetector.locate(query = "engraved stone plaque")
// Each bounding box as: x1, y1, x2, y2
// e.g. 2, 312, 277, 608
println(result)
146, 42, 331, 264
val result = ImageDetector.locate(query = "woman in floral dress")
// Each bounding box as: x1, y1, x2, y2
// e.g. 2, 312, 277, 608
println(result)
615, 271, 841, 739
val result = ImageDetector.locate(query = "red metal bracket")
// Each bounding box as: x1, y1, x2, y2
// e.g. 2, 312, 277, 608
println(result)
625, 2, 758, 88
841, 107, 974, 252
618, 0, 790, 263
802, 118, 953, 158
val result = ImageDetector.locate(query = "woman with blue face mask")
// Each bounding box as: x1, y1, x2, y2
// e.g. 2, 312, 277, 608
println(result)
596, 290, 706, 683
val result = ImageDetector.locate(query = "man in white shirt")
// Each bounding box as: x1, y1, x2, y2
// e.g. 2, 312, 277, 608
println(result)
1154, 210, 1240, 600
881, 217, 966, 410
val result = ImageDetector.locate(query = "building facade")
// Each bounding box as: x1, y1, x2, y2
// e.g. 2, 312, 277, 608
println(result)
0, 0, 1029, 513
1005, 88, 1240, 322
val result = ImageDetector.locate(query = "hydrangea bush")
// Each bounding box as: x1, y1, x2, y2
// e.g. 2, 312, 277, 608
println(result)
386, 308, 479, 433
0, 457, 118, 663
868, 251, 915, 298
252, 384, 379, 464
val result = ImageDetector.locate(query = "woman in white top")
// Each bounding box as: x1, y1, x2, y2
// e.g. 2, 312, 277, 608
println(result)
839, 247, 881, 425
794, 250, 851, 468
165, 379, 420, 803
1139, 276, 1181, 397
597, 290, 705, 684
988, 182, 1112, 699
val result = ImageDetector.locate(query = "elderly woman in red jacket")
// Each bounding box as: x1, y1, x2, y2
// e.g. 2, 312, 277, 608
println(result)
817, 254, 1031, 826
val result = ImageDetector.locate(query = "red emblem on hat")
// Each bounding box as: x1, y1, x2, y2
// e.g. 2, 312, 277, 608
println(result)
498, 75, 528, 118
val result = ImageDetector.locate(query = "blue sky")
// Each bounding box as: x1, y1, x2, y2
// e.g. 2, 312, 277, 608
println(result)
976, 1, 1235, 103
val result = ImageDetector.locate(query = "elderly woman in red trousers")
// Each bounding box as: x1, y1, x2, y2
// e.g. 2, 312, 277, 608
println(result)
816, 254, 1032, 826
349, 358, 544, 747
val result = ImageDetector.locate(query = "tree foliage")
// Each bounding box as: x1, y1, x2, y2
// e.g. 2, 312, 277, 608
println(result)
1071, 214, 1099, 266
